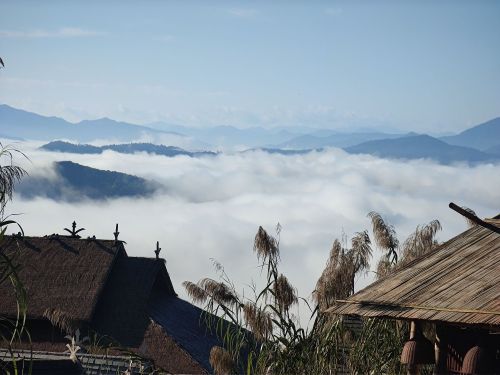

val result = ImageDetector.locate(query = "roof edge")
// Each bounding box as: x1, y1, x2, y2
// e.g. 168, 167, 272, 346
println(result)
87, 241, 127, 322
328, 299, 500, 317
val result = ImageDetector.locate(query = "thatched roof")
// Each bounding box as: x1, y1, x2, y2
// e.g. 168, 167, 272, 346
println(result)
0, 235, 125, 322
327, 218, 500, 328
141, 319, 211, 374
149, 295, 227, 373
0, 233, 234, 373
92, 256, 176, 346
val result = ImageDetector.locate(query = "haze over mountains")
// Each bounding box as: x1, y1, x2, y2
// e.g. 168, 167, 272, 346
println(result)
345, 135, 496, 164
6, 107, 500, 305
0, 104, 182, 142
439, 118, 500, 151
1, 104, 500, 165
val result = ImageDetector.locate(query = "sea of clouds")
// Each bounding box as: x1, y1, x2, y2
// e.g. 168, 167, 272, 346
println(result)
6, 140, 500, 326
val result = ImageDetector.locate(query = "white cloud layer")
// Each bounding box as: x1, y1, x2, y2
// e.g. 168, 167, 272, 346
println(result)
6, 142, 500, 325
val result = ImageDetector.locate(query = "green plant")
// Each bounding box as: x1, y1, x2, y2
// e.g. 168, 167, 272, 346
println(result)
184, 224, 374, 374
184, 212, 442, 374
0, 142, 30, 374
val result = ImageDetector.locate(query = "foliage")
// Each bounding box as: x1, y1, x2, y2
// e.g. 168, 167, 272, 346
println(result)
185, 213, 442, 374
368, 212, 442, 278
0, 142, 30, 374
0, 143, 27, 218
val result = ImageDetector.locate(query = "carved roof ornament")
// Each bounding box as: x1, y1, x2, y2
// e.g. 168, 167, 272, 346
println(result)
64, 221, 85, 238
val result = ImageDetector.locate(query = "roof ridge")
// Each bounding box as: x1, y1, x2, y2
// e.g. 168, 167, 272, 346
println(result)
4, 234, 119, 242
334, 299, 500, 316
88, 242, 127, 322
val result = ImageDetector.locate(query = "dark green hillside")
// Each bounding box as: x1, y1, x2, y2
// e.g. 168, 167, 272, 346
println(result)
40, 141, 217, 157
18, 161, 158, 201
41, 140, 102, 154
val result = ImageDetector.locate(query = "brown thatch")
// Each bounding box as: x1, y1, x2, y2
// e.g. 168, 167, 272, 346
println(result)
0, 235, 125, 322
0, 233, 232, 374
139, 320, 208, 374
91, 256, 176, 346
327, 218, 500, 328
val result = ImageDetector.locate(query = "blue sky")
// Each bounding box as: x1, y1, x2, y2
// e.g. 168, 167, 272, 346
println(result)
1, 1, 499, 132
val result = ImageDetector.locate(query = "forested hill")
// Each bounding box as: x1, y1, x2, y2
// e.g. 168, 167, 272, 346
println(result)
17, 161, 159, 201
40, 141, 217, 157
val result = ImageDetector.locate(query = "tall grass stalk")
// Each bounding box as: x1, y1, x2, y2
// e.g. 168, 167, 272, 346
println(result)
185, 214, 441, 374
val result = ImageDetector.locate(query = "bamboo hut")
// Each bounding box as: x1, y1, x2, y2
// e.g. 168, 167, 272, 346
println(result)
0, 229, 226, 374
327, 214, 500, 374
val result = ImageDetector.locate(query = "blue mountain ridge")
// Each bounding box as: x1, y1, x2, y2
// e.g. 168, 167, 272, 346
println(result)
440, 117, 500, 151
345, 134, 498, 164
0, 104, 183, 142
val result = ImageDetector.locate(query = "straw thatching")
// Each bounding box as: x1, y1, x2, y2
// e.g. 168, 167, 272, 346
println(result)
92, 256, 176, 346
140, 319, 208, 374
327, 218, 500, 328
0, 233, 231, 373
0, 235, 125, 322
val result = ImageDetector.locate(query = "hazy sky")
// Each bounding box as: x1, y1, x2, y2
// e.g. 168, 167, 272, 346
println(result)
1, 1, 499, 132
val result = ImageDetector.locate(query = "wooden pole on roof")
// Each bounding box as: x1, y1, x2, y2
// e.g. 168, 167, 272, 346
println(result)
449, 202, 500, 234
113, 223, 120, 242
155, 241, 161, 260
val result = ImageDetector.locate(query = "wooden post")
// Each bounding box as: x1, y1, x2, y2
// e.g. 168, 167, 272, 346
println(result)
407, 321, 418, 375
434, 324, 447, 374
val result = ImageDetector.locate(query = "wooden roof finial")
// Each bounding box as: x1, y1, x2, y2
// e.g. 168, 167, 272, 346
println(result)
113, 223, 120, 241
64, 221, 85, 238
155, 241, 161, 260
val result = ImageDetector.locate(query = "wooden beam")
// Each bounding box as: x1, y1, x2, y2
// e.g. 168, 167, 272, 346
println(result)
449, 202, 500, 235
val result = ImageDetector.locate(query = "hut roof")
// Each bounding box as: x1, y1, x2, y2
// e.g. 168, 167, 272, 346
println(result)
91, 256, 176, 346
0, 233, 234, 373
327, 218, 500, 327
0, 235, 125, 322
149, 295, 226, 373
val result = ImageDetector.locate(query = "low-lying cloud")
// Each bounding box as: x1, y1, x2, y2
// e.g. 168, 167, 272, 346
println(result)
7, 141, 500, 325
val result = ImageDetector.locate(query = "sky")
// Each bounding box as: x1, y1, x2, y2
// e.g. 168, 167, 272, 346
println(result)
1, 1, 499, 133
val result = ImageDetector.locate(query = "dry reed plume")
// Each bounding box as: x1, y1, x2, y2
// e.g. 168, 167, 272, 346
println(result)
254, 226, 279, 263
209, 346, 235, 375
243, 303, 272, 341
273, 274, 297, 312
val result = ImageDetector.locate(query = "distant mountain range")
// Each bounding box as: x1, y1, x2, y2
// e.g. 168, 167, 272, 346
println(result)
17, 161, 158, 201
274, 132, 404, 149
40, 141, 217, 157
2, 104, 500, 165
0, 104, 184, 144
485, 144, 500, 157
146, 122, 303, 149
439, 117, 500, 151
345, 134, 498, 164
